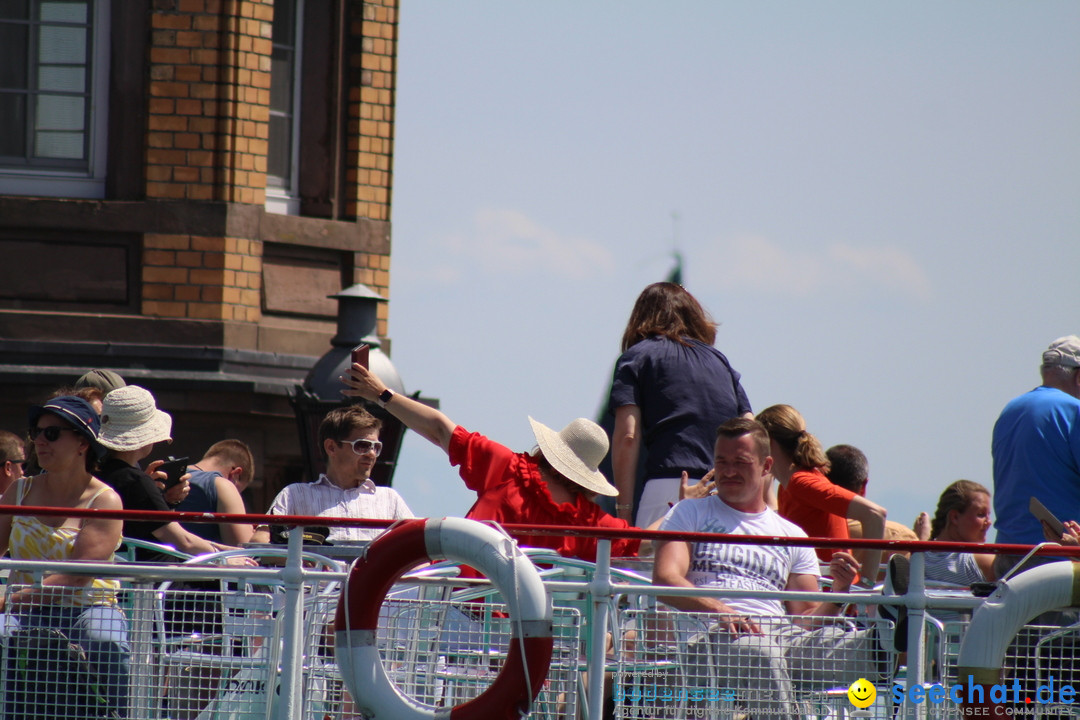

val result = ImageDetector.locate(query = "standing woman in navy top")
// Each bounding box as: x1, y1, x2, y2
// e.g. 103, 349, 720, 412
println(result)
610, 282, 752, 527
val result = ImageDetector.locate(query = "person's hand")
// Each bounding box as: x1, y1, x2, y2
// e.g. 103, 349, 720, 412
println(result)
1054, 519, 1080, 546
828, 551, 859, 592
679, 470, 716, 501
712, 600, 762, 637
164, 474, 191, 506
339, 363, 385, 402
913, 511, 931, 541
224, 555, 259, 567
148, 460, 191, 505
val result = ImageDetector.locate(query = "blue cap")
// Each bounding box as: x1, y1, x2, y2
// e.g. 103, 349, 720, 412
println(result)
29, 396, 105, 458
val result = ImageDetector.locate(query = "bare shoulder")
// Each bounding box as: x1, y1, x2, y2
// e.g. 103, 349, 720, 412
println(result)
89, 478, 123, 510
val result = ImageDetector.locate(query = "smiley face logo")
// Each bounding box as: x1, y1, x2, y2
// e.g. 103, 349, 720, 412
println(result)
847, 678, 877, 708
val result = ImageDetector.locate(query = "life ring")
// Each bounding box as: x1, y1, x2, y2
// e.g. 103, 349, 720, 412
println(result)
956, 560, 1080, 716
334, 517, 554, 720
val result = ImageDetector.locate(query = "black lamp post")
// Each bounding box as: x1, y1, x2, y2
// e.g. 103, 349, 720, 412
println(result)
290, 284, 408, 487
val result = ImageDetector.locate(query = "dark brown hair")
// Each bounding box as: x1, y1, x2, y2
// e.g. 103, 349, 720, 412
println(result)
756, 404, 830, 473
715, 417, 771, 460
620, 282, 717, 352
318, 405, 382, 460
825, 445, 869, 492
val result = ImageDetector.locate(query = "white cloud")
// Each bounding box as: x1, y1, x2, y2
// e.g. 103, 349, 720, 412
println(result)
438, 208, 615, 281
828, 243, 932, 302
702, 234, 932, 302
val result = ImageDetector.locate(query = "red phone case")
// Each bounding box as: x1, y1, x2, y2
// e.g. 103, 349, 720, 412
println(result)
351, 343, 369, 369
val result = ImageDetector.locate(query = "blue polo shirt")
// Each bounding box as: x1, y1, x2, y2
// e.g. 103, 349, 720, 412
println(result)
992, 386, 1080, 544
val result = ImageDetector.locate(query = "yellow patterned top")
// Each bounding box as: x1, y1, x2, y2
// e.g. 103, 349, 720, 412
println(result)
7, 475, 121, 607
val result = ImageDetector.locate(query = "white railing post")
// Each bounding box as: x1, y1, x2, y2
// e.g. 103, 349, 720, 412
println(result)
273, 528, 307, 720
904, 551, 928, 720
586, 538, 613, 720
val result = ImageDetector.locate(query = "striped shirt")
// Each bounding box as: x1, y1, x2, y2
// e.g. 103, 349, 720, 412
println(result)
924, 550, 984, 587
266, 474, 414, 542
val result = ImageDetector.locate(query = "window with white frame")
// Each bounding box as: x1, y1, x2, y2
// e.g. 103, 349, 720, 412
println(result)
265, 0, 303, 215
0, 0, 110, 198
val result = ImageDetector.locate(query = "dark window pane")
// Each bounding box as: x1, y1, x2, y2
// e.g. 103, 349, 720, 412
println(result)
0, 1, 30, 20
271, 0, 295, 45
269, 49, 293, 113
267, 114, 291, 182
0, 25, 29, 88
0, 94, 28, 157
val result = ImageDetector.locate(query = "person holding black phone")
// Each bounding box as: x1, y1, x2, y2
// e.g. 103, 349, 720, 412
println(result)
96, 386, 248, 562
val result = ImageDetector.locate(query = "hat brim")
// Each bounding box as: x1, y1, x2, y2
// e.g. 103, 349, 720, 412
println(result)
98, 409, 173, 451
529, 417, 618, 497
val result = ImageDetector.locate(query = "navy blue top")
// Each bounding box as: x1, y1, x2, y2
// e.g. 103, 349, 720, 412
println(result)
609, 336, 751, 480
174, 469, 223, 543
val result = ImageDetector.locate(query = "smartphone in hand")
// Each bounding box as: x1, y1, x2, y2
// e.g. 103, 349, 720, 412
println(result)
159, 456, 190, 489
1029, 496, 1065, 538
351, 343, 369, 369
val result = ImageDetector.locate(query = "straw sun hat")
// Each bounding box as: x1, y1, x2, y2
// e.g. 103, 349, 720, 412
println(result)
98, 385, 173, 451
528, 416, 618, 497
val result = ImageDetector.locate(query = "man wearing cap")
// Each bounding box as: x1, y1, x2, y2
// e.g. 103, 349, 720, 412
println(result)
992, 335, 1080, 576
342, 364, 639, 560
74, 368, 127, 395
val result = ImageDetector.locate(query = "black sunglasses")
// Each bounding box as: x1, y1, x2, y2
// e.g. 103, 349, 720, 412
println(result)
29, 425, 78, 442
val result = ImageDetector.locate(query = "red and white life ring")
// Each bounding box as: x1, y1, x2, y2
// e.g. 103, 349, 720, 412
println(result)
334, 517, 554, 720
957, 560, 1080, 717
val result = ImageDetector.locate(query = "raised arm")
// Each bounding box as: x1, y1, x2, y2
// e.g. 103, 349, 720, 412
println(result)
341, 363, 457, 453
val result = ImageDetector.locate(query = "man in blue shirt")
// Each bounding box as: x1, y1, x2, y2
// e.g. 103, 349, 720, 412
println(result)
992, 335, 1080, 577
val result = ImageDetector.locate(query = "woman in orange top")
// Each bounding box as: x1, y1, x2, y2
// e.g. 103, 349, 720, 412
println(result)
756, 404, 886, 586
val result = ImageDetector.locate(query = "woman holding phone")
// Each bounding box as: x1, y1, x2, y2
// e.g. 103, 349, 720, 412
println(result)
96, 386, 246, 561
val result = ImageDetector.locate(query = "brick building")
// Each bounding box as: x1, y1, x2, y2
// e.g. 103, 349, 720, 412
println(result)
0, 0, 400, 511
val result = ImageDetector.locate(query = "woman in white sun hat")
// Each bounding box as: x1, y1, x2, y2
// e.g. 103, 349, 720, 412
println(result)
341, 364, 641, 561
97, 386, 245, 562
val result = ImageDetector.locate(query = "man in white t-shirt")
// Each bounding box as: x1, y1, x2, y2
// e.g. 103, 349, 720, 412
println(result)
653, 418, 890, 720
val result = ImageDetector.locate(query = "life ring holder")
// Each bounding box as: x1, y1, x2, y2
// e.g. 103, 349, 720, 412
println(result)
334, 517, 554, 720
956, 560, 1080, 716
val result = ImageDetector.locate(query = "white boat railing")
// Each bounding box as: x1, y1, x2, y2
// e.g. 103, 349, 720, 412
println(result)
1, 511, 1079, 720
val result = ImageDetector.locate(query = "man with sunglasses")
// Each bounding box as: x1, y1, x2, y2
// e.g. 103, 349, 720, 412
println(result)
0, 429, 26, 493
252, 405, 413, 543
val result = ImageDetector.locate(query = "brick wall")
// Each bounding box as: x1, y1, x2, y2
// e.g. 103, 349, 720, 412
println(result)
139, 0, 397, 331
348, 0, 397, 222
142, 234, 263, 321
146, 0, 273, 205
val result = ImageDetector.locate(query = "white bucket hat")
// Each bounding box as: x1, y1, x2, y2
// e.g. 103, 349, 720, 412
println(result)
528, 416, 618, 497
98, 385, 173, 451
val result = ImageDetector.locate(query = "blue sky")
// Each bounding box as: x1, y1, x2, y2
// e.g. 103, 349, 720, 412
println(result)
384, 1, 1080, 540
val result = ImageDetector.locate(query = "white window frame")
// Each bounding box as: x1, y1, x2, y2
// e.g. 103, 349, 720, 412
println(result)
265, 0, 304, 216
0, 0, 111, 199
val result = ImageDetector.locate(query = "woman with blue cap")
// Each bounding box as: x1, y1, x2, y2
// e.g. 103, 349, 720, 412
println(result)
0, 395, 130, 716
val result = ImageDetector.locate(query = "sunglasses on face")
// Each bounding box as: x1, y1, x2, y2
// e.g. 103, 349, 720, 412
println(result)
29, 425, 77, 442
339, 438, 383, 457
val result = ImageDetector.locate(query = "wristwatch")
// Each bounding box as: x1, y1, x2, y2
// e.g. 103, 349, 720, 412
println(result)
376, 388, 395, 408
